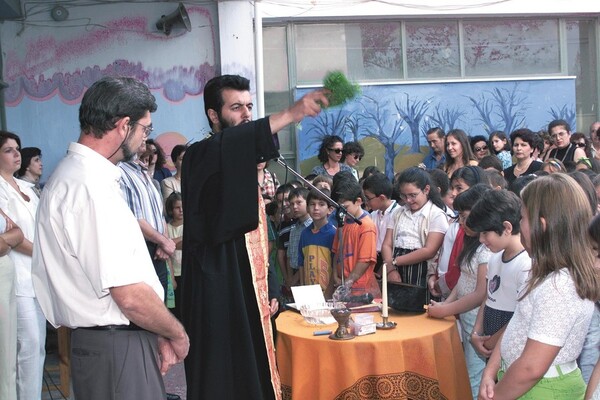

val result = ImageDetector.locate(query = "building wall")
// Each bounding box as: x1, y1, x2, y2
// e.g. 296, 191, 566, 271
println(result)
2, 1, 219, 176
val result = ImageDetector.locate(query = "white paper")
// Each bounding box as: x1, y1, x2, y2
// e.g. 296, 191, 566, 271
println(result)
291, 284, 336, 325
291, 284, 327, 307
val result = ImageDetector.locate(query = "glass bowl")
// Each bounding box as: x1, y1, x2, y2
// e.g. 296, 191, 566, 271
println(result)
299, 302, 337, 325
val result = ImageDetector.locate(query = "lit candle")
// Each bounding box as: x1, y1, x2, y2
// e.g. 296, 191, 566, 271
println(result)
382, 263, 388, 318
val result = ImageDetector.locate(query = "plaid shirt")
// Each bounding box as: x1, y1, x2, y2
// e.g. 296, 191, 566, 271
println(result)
259, 169, 280, 199
287, 217, 313, 269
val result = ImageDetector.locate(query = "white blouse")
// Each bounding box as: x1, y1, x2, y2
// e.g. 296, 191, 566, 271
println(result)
387, 200, 449, 250
500, 269, 593, 368
0, 176, 39, 297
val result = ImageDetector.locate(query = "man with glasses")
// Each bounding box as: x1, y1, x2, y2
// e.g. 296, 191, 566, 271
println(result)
180, 74, 328, 400
545, 119, 586, 163
32, 76, 189, 399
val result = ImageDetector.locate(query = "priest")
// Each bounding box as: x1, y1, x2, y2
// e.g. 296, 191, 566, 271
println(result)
180, 74, 328, 400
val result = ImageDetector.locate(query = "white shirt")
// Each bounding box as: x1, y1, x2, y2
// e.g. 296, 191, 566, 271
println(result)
500, 269, 593, 368
387, 200, 449, 250
0, 175, 39, 297
455, 244, 491, 320
31, 142, 164, 328
437, 221, 459, 276
167, 223, 183, 276
370, 200, 399, 252
486, 250, 531, 311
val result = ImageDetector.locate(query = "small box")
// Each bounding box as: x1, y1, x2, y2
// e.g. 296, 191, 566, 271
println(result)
353, 314, 374, 325
349, 320, 376, 336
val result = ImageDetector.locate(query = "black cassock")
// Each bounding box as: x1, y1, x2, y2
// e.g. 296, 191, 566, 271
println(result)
180, 118, 280, 400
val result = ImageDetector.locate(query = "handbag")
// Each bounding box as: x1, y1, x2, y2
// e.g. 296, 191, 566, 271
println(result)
386, 281, 428, 313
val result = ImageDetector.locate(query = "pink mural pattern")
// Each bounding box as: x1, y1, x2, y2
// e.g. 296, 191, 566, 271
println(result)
4, 6, 216, 106
5, 60, 216, 105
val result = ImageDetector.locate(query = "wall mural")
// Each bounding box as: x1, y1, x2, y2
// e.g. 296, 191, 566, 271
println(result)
297, 78, 576, 179
2, 3, 218, 176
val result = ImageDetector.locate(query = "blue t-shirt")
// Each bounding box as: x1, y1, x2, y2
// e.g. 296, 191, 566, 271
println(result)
298, 222, 336, 288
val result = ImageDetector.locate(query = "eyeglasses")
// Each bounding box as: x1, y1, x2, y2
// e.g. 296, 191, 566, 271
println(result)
352, 154, 363, 161
550, 130, 569, 139
575, 142, 587, 148
399, 190, 422, 201
133, 122, 154, 138
327, 148, 343, 154
474, 145, 488, 152
364, 194, 378, 202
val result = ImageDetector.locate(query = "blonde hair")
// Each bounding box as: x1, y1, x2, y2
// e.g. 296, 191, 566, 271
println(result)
521, 174, 600, 301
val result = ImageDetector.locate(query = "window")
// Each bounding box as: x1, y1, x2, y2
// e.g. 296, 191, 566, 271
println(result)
566, 19, 598, 125
406, 20, 460, 78
463, 19, 560, 76
295, 22, 401, 84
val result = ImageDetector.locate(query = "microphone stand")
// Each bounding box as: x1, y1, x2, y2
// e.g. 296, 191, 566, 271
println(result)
274, 158, 362, 290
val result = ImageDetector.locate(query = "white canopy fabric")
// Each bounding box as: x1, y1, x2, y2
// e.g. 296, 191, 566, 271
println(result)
259, 0, 600, 19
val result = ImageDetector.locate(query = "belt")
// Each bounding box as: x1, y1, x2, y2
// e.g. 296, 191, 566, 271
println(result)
500, 359, 578, 379
543, 360, 578, 378
79, 323, 143, 331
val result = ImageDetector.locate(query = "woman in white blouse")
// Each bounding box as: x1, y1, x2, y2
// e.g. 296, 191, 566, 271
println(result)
479, 174, 600, 400
0, 209, 24, 400
0, 131, 44, 400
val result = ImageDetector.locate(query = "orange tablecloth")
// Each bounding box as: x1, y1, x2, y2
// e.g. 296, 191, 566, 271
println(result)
276, 310, 470, 400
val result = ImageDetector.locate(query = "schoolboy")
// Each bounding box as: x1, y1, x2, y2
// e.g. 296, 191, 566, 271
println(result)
328, 180, 380, 298
298, 189, 336, 292
362, 172, 399, 276
466, 189, 531, 357
275, 183, 295, 289
286, 187, 312, 286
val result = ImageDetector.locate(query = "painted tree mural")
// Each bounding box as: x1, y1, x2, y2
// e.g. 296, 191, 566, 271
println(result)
303, 107, 349, 150
466, 83, 529, 135
297, 78, 576, 176
360, 95, 406, 180
548, 105, 576, 130
395, 93, 432, 153
422, 103, 467, 137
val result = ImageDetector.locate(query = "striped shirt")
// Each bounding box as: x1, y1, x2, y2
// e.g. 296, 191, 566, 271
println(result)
119, 161, 165, 234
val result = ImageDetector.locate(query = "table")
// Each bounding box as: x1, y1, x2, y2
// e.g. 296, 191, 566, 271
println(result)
276, 310, 470, 400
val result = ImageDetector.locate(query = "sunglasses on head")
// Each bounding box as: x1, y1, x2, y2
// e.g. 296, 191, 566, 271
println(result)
328, 148, 343, 154
474, 145, 488, 152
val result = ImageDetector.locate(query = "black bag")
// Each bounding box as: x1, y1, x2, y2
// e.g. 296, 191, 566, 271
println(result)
386, 281, 428, 313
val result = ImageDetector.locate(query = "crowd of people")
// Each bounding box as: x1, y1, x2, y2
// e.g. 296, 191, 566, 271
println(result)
261, 120, 600, 400
2, 71, 600, 400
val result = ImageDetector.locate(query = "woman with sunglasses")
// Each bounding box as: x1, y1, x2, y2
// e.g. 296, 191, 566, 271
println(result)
571, 132, 594, 159
471, 135, 490, 162
311, 135, 353, 179
145, 139, 172, 183
341, 141, 364, 181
